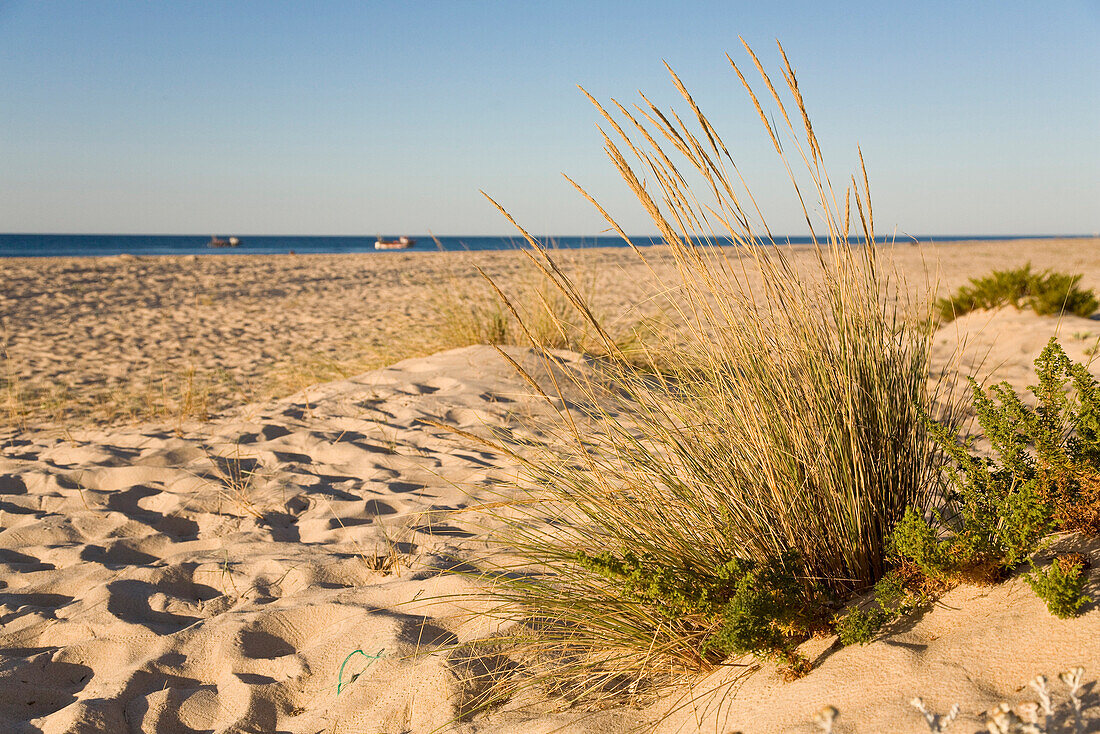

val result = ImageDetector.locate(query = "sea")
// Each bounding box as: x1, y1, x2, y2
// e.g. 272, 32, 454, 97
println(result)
0, 234, 1081, 259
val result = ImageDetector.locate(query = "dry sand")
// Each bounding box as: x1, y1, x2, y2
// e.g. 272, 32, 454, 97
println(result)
0, 248, 664, 431
2, 238, 1095, 431
1, 238, 1099, 733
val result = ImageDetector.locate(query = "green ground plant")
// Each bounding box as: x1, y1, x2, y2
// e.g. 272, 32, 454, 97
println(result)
1025, 555, 1089, 619
835, 338, 1100, 646
834, 571, 928, 646
575, 549, 822, 667
897, 339, 1100, 570
456, 41, 962, 705
880, 338, 1099, 627
936, 263, 1098, 323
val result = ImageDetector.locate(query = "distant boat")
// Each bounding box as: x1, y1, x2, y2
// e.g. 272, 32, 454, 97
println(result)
208, 236, 240, 248
374, 236, 415, 250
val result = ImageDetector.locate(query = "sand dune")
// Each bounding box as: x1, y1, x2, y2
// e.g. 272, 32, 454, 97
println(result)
0, 346, 572, 733
1, 330, 1097, 733
2, 240, 1100, 732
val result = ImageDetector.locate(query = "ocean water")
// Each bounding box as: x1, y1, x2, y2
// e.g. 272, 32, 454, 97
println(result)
0, 233, 1077, 258
0, 234, 657, 258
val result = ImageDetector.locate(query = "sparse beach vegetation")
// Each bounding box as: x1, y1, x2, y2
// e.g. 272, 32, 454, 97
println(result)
0, 339, 428, 433
456, 40, 967, 702
0, 363, 232, 430
936, 263, 1098, 323
438, 44, 1100, 722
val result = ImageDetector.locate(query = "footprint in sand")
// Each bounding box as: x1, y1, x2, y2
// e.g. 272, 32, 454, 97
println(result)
0, 653, 93, 721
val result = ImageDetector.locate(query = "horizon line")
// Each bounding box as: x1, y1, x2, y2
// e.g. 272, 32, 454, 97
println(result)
1, 232, 1096, 239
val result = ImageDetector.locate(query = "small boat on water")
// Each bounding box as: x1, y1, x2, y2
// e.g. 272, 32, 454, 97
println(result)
374, 236, 415, 250
208, 236, 240, 248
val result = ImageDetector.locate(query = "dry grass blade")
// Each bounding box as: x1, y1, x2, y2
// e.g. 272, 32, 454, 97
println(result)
202, 444, 268, 521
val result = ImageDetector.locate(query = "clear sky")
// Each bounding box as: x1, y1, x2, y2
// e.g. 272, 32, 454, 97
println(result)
1, 1, 1097, 236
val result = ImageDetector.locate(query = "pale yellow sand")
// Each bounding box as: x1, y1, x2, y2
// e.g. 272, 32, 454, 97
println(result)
1, 238, 1099, 732
0, 346, 554, 732
2, 238, 1095, 431
0, 247, 665, 430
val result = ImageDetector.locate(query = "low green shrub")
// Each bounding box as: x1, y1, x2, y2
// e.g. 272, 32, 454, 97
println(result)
890, 338, 1099, 616
835, 571, 926, 646
1026, 556, 1089, 619
936, 264, 1098, 323
889, 507, 954, 580
835, 605, 888, 647
575, 550, 819, 665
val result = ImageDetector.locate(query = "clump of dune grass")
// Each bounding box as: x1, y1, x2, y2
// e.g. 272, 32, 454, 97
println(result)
937, 263, 1098, 323
455, 40, 962, 705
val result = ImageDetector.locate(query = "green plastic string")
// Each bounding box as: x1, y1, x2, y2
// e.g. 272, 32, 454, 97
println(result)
336, 648, 386, 695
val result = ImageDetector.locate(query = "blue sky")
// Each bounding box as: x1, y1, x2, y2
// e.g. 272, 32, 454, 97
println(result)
1, 1, 1097, 236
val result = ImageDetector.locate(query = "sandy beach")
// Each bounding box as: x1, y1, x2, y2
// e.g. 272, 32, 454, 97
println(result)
6, 0, 1096, 729
1, 246, 695, 432
4, 238, 1097, 433
2, 238, 1099, 733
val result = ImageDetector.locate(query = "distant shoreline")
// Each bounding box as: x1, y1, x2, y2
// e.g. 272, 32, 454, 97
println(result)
0, 233, 1093, 259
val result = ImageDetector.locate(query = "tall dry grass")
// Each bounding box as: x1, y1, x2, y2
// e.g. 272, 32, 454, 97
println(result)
0, 360, 227, 434
459, 40, 962, 697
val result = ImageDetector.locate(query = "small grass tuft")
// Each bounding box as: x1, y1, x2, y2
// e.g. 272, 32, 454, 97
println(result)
1, 350, 29, 433
429, 248, 609, 352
